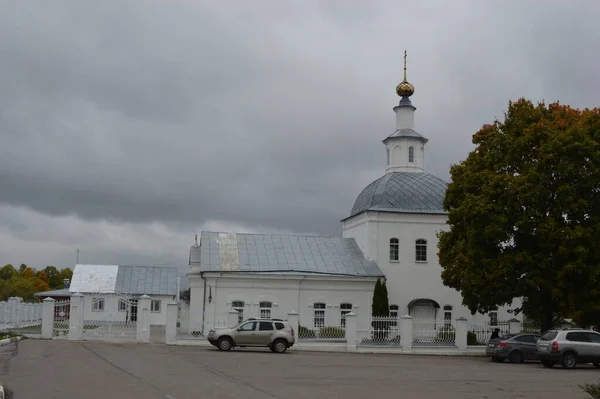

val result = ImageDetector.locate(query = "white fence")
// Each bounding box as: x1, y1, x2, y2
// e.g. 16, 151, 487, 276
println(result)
412, 319, 455, 347
357, 316, 401, 347
468, 321, 511, 346
176, 309, 231, 340
298, 326, 346, 341
0, 297, 43, 336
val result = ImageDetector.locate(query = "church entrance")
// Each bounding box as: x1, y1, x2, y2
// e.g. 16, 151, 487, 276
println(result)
408, 298, 441, 341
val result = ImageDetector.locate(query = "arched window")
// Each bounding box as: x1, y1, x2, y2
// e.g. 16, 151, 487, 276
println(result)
443, 305, 453, 326
415, 239, 427, 262
340, 303, 353, 328
389, 238, 399, 261
313, 302, 326, 328
408, 146, 414, 163
232, 300, 245, 324
489, 310, 498, 326
259, 301, 272, 319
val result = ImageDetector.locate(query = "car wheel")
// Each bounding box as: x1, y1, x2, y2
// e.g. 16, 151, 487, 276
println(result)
217, 336, 233, 351
271, 339, 288, 354
509, 350, 523, 364
541, 360, 555, 368
561, 352, 577, 369
593, 362, 600, 369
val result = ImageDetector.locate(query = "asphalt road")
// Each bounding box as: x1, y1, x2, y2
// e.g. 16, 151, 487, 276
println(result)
2, 339, 599, 399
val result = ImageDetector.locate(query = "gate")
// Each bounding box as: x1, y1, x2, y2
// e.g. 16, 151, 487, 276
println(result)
53, 299, 71, 339
81, 294, 138, 341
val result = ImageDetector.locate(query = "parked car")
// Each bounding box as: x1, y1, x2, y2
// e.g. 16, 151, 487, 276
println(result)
536, 328, 600, 369
207, 318, 295, 353
486, 333, 541, 363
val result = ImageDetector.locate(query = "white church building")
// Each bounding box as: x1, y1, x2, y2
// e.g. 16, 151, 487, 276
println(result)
188, 59, 521, 333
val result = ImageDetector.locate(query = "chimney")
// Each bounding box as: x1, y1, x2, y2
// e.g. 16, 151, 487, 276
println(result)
63, 279, 71, 289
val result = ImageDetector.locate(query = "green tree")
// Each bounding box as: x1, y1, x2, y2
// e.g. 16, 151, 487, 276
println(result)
41, 266, 62, 288
438, 99, 600, 333
371, 278, 390, 317
0, 264, 16, 280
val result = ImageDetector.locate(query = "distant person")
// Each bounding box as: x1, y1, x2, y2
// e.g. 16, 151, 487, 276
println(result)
490, 328, 501, 340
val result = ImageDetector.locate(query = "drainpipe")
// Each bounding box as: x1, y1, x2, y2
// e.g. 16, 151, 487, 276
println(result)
201, 272, 207, 335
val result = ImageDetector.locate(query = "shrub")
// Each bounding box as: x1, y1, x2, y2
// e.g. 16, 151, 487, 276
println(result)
319, 326, 345, 339
581, 381, 600, 399
298, 325, 316, 339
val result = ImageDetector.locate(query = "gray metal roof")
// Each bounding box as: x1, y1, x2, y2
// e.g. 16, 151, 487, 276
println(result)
383, 128, 428, 143
190, 232, 383, 277
66, 264, 178, 296
115, 265, 178, 296
33, 288, 71, 298
347, 172, 448, 218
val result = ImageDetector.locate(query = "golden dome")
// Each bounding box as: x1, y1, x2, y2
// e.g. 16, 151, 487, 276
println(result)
396, 81, 415, 97
396, 50, 415, 97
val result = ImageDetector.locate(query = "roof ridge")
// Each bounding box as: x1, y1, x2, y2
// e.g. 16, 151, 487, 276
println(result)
200, 231, 347, 240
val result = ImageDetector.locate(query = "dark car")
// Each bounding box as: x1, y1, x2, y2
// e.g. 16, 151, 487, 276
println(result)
486, 333, 541, 363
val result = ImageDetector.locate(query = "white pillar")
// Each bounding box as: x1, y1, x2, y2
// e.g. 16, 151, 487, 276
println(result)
400, 314, 413, 352
455, 317, 468, 351
137, 294, 151, 343
509, 318, 521, 334
68, 293, 84, 341
344, 312, 357, 352
41, 298, 55, 339
165, 303, 178, 344
227, 310, 239, 327
287, 311, 299, 341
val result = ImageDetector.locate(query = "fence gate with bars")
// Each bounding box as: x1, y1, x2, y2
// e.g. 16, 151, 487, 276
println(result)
80, 294, 138, 341
53, 299, 71, 339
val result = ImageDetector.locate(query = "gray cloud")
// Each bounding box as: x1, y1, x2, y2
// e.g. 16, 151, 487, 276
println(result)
1, 0, 599, 269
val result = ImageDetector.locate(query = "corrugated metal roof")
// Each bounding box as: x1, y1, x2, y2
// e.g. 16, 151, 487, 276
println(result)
68, 264, 178, 296
348, 172, 448, 218
190, 232, 383, 277
33, 288, 71, 297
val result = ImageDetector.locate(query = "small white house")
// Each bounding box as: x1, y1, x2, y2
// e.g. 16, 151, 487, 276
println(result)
35, 264, 178, 326
188, 232, 384, 334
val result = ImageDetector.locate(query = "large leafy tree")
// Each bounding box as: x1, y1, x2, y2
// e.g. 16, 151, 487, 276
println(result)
438, 99, 600, 332
0, 264, 73, 301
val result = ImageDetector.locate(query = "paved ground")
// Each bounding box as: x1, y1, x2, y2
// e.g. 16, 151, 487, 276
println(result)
2, 339, 599, 399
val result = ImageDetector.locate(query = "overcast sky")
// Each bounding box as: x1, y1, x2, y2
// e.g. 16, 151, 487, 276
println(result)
1, 0, 599, 276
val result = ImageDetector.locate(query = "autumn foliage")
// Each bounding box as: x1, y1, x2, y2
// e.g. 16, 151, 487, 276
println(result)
0, 264, 72, 302
438, 98, 600, 332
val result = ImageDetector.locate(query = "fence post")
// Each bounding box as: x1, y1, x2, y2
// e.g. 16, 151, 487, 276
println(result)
344, 312, 357, 352
227, 310, 239, 327
400, 315, 413, 352
509, 318, 521, 334
455, 317, 468, 351
165, 302, 178, 345
41, 298, 55, 339
137, 294, 151, 343
68, 293, 84, 341
287, 311, 299, 341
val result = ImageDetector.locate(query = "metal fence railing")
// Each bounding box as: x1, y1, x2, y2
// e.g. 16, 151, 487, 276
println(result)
412, 319, 456, 347
298, 325, 346, 341
357, 316, 401, 347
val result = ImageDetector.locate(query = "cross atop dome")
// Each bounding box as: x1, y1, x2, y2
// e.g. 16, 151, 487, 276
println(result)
396, 50, 415, 98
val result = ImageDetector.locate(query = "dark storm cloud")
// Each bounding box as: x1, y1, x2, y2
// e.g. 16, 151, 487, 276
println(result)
1, 0, 600, 244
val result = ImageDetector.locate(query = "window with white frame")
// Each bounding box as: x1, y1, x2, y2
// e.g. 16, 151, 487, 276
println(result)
389, 238, 399, 261
232, 300, 245, 323
92, 297, 105, 312
118, 299, 127, 312
389, 304, 399, 326
444, 305, 453, 327
408, 146, 414, 163
151, 300, 161, 313
340, 303, 352, 328
415, 239, 427, 262
489, 310, 498, 326
259, 301, 272, 319
313, 303, 325, 328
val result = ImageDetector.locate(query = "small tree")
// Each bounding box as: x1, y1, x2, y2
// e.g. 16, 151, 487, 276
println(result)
371, 278, 391, 340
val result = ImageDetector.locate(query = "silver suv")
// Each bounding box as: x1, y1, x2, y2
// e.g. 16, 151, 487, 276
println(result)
207, 318, 296, 353
536, 328, 600, 369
